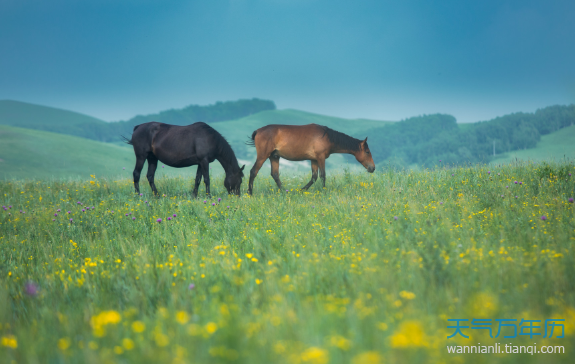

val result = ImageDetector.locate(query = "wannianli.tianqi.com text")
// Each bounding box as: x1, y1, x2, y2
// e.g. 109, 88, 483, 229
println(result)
446, 343, 565, 354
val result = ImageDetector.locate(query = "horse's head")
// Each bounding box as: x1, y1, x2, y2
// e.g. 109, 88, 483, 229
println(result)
356, 138, 375, 173
225, 165, 245, 196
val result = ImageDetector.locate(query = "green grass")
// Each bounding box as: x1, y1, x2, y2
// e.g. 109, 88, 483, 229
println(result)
1, 161, 574, 363
491, 125, 575, 165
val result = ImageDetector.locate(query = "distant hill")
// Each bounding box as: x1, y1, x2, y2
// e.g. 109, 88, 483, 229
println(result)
490, 124, 575, 164
368, 104, 575, 167
0, 98, 277, 143
0, 125, 223, 180
0, 100, 110, 140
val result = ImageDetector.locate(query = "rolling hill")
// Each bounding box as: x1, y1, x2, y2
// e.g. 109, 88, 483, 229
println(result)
0, 125, 225, 180
0, 100, 111, 140
490, 124, 575, 164
0, 107, 394, 180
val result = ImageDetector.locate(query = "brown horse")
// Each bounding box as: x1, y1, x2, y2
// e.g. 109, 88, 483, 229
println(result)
246, 124, 375, 194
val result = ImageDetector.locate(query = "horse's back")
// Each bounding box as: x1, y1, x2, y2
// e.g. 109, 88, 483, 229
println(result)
255, 124, 324, 139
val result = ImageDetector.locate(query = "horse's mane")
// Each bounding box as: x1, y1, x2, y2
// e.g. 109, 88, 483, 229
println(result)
196, 122, 241, 171
321, 126, 361, 152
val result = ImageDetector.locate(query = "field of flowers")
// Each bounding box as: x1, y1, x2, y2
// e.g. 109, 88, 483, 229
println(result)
1, 161, 574, 363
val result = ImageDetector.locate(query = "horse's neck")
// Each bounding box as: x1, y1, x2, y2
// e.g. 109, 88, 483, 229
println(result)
328, 132, 360, 156
331, 143, 357, 156
217, 149, 239, 175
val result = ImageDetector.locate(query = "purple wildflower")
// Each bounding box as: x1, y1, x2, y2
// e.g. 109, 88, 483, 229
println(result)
519, 182, 522, 185
514, 181, 518, 184
20, 210, 23, 213
123, 167, 125, 170
173, 214, 177, 217
218, 198, 222, 202
67, 211, 71, 214
440, 202, 443, 205
157, 218, 162, 223
82, 209, 85, 212
506, 186, 509, 188
57, 209, 61, 212
188, 283, 195, 290
24, 281, 39, 297
139, 193, 143, 196
487, 171, 491, 174
52, 219, 55, 221
8, 206, 12, 209
394, 216, 398, 220
167, 217, 172, 221
69, 218, 73, 223
569, 198, 574, 203
54, 213, 58, 217
125, 213, 129, 216
203, 200, 207, 204
212, 203, 216, 206
132, 217, 136, 220
541, 216, 547, 221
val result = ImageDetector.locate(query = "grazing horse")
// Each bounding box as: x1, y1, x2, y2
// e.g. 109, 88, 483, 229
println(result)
246, 124, 375, 194
125, 122, 245, 196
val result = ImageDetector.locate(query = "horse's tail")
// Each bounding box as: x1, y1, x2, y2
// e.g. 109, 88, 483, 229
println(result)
121, 125, 141, 145
121, 135, 133, 145
245, 130, 257, 147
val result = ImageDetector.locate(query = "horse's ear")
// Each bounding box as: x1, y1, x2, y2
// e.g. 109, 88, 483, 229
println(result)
240, 165, 245, 171
363, 137, 368, 143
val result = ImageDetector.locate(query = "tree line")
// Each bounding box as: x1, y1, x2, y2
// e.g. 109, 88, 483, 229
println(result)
363, 104, 575, 167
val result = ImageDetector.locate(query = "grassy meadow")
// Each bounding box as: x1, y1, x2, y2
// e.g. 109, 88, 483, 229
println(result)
1, 161, 575, 363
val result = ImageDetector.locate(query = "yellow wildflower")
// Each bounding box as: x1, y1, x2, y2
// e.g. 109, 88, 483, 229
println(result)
390, 320, 428, 348
1, 335, 17, 349
301, 347, 329, 364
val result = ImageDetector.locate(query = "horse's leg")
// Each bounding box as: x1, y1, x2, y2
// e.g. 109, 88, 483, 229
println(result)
133, 155, 146, 193
191, 165, 203, 198
146, 155, 159, 195
199, 159, 211, 197
318, 158, 327, 188
301, 160, 318, 190
248, 157, 266, 195
269, 155, 282, 190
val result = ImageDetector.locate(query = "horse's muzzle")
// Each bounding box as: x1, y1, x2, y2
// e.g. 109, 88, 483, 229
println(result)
367, 166, 375, 173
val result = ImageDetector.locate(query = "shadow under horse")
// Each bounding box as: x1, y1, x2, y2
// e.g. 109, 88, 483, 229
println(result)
246, 124, 375, 195
125, 122, 245, 196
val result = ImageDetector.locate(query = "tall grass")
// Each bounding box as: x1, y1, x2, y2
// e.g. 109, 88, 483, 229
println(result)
0, 161, 574, 363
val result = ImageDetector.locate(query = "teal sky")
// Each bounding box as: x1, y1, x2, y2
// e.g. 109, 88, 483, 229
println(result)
1, 0, 574, 123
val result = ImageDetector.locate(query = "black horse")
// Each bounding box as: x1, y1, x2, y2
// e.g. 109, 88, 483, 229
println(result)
124, 122, 245, 196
